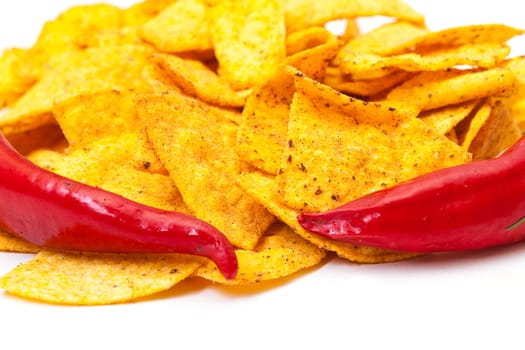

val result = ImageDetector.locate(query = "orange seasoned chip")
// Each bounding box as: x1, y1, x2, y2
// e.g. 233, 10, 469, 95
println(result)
338, 43, 510, 77
211, 0, 286, 90
419, 100, 480, 136
52, 90, 165, 174
237, 32, 340, 175
195, 222, 326, 284
153, 53, 247, 108
0, 48, 35, 108
0, 45, 154, 135
123, 0, 178, 26
336, 21, 428, 59
27, 137, 186, 212
139, 0, 213, 53
325, 67, 413, 97
26, 3, 126, 79
385, 67, 518, 117
236, 71, 294, 174
0, 250, 202, 305
276, 68, 471, 212
455, 99, 492, 151
136, 92, 275, 249
469, 99, 521, 159
283, 0, 425, 33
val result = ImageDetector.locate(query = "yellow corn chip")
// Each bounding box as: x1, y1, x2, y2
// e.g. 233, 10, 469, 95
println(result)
211, 0, 286, 90
325, 67, 413, 97
419, 100, 481, 136
338, 43, 510, 77
123, 0, 178, 26
140, 0, 213, 53
195, 222, 326, 284
237, 32, 340, 175
276, 68, 471, 212
336, 21, 428, 58
455, 99, 492, 151
0, 45, 154, 135
0, 250, 202, 305
469, 99, 521, 159
0, 48, 35, 108
52, 90, 165, 174
136, 92, 275, 249
385, 67, 518, 117
283, 0, 425, 33
154, 53, 247, 108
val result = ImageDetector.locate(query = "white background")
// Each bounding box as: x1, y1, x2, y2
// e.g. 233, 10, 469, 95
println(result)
1, 1, 525, 349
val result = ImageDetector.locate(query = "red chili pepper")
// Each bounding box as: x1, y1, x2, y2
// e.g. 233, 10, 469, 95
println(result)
0, 132, 238, 279
298, 134, 525, 253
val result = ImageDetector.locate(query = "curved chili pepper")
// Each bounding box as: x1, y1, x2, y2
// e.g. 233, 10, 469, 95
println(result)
0, 132, 238, 279
298, 134, 525, 253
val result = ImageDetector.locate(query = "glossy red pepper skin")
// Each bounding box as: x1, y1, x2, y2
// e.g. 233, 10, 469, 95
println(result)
298, 134, 525, 253
0, 133, 237, 279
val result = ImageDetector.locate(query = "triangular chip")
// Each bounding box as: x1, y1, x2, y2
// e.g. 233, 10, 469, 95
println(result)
211, 0, 286, 90
139, 0, 213, 53
385, 67, 518, 117
136, 92, 275, 249
0, 250, 201, 305
283, 0, 424, 33
0, 45, 154, 135
276, 68, 472, 213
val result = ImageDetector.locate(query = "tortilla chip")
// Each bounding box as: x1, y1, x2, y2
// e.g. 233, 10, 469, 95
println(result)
238, 170, 418, 263
211, 0, 286, 90
139, 0, 213, 53
32, 4, 124, 54
338, 43, 510, 77
419, 100, 481, 136
195, 221, 326, 284
237, 32, 340, 175
0, 45, 154, 135
123, 0, 178, 26
325, 67, 413, 97
276, 68, 471, 212
283, 0, 425, 33
236, 71, 295, 174
286, 27, 342, 81
469, 99, 521, 159
153, 53, 247, 108
136, 92, 275, 249
0, 250, 202, 305
385, 67, 518, 117
79, 26, 146, 48
0, 48, 35, 108
336, 21, 428, 59
455, 99, 492, 150
52, 91, 165, 174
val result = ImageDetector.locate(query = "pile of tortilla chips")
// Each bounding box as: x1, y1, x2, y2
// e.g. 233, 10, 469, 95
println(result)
0, 0, 524, 305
